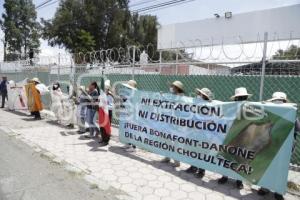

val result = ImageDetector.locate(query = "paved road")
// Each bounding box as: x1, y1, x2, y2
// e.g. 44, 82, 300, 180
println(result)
0, 131, 117, 200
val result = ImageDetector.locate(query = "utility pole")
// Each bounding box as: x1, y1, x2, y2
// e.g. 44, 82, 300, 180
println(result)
259, 32, 269, 101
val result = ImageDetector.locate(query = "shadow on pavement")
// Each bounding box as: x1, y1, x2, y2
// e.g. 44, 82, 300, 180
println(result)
4, 109, 30, 117
108, 145, 265, 200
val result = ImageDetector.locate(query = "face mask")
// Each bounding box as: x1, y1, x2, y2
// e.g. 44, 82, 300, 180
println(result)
169, 87, 174, 94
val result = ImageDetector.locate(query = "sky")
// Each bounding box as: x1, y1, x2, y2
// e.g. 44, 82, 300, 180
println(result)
0, 0, 300, 61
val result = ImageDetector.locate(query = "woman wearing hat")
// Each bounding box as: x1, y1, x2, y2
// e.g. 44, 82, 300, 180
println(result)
218, 87, 252, 189
185, 88, 214, 177
105, 80, 114, 124
25, 77, 43, 120
122, 80, 138, 152
50, 82, 63, 123
160, 81, 185, 167
256, 92, 299, 200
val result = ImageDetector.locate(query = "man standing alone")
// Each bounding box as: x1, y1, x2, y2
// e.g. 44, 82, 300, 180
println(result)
0, 76, 8, 108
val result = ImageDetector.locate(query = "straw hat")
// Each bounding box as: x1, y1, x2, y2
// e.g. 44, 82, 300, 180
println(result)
267, 92, 289, 102
32, 77, 40, 83
171, 81, 184, 91
230, 87, 252, 100
122, 80, 137, 90
105, 80, 111, 89
79, 85, 86, 91
196, 88, 213, 101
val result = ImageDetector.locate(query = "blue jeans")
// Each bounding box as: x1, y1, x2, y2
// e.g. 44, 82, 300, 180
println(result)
86, 108, 99, 136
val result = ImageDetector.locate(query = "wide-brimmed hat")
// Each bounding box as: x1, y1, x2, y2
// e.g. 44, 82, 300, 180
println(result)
171, 81, 184, 91
230, 87, 252, 100
196, 88, 213, 101
79, 85, 86, 91
105, 80, 111, 89
267, 92, 289, 102
122, 80, 137, 90
32, 77, 40, 83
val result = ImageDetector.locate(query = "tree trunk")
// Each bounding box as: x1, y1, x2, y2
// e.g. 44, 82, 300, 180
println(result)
3, 41, 7, 61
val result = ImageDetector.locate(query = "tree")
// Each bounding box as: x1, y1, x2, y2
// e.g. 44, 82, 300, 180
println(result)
42, 0, 158, 55
0, 0, 40, 61
273, 45, 300, 60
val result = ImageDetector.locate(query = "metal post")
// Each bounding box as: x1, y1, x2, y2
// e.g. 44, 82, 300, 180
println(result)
58, 53, 61, 81
259, 32, 268, 101
159, 51, 162, 74
175, 50, 179, 75
132, 46, 136, 80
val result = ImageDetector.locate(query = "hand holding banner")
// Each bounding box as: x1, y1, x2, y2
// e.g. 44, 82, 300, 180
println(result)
119, 89, 297, 195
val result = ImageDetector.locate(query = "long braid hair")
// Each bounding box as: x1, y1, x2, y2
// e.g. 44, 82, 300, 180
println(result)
91, 81, 100, 95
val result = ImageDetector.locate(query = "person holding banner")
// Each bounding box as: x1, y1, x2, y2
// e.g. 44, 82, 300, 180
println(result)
76, 86, 88, 134
186, 87, 214, 177
160, 81, 185, 167
25, 78, 46, 120
218, 87, 252, 189
98, 80, 112, 146
84, 81, 100, 139
122, 80, 138, 152
105, 81, 114, 124
256, 92, 300, 200
50, 82, 64, 123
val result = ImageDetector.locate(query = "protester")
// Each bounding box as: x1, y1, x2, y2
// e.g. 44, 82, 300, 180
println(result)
185, 88, 214, 177
217, 87, 252, 189
105, 80, 114, 124
50, 82, 63, 123
65, 82, 77, 129
256, 92, 300, 200
0, 76, 8, 108
160, 81, 184, 167
76, 86, 88, 134
25, 78, 44, 120
84, 81, 100, 138
122, 80, 138, 152
7, 79, 28, 111
98, 80, 113, 146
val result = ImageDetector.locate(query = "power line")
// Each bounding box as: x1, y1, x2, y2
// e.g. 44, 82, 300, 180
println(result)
139, 0, 195, 14
132, 0, 194, 13
36, 0, 53, 9
129, 0, 160, 8
37, 0, 59, 10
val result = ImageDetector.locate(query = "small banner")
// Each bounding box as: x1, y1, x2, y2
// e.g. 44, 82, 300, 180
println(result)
119, 89, 297, 194
7, 79, 28, 110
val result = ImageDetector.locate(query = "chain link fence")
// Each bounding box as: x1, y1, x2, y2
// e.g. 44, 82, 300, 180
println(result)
1, 43, 300, 170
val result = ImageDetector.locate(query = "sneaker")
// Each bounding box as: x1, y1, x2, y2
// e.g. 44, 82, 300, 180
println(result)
77, 130, 86, 134
218, 176, 228, 184
126, 146, 136, 152
274, 193, 284, 200
195, 169, 205, 178
67, 124, 74, 129
98, 141, 109, 147
257, 188, 270, 196
236, 180, 244, 189
160, 157, 170, 163
185, 166, 198, 173
172, 160, 180, 167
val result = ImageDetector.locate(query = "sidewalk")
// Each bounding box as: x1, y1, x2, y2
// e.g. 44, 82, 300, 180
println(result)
0, 108, 299, 200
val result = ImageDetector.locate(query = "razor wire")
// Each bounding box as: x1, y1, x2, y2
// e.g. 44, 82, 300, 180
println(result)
1, 35, 300, 167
